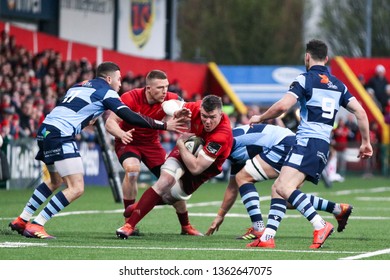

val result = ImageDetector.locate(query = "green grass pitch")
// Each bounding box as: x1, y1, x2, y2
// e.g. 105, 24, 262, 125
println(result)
1, 176, 389, 260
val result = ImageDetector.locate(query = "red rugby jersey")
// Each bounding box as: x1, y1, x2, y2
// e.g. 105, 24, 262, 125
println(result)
184, 100, 233, 174
119, 88, 179, 144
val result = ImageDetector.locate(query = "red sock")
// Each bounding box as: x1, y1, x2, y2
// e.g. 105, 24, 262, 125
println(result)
126, 188, 162, 227
123, 199, 135, 209
123, 202, 138, 218
177, 211, 189, 226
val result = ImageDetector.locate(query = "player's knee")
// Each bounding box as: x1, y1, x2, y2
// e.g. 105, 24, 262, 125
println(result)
235, 171, 249, 187
274, 183, 289, 200
160, 171, 176, 186
67, 184, 84, 199
124, 164, 140, 178
160, 191, 175, 205
153, 172, 176, 195
48, 173, 63, 189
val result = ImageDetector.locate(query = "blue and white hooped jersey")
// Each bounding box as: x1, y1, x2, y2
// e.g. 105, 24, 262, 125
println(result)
229, 124, 295, 166
43, 78, 124, 137
288, 65, 354, 143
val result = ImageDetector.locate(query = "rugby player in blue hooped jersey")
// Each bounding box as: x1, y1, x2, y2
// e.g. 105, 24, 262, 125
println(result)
206, 123, 355, 248
248, 39, 373, 249
9, 61, 190, 239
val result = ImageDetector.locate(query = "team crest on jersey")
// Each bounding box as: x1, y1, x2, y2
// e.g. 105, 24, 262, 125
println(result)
206, 142, 221, 155
81, 80, 92, 87
318, 74, 338, 89
319, 74, 330, 84
130, 0, 155, 49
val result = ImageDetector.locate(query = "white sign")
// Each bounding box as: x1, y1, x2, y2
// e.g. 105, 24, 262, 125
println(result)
59, 0, 114, 49
117, 0, 167, 59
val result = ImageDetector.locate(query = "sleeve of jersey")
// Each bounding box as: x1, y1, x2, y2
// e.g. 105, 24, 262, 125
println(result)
287, 75, 305, 98
341, 86, 355, 108
203, 132, 229, 159
104, 97, 167, 130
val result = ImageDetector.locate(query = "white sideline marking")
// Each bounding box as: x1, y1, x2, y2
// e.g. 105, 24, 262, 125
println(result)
356, 197, 390, 201
339, 248, 390, 260
0, 242, 47, 248
0, 242, 363, 255
329, 187, 390, 196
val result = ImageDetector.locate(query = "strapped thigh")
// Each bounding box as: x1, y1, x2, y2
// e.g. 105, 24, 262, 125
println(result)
244, 157, 269, 182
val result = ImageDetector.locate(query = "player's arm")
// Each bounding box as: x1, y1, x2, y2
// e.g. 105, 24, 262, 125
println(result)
162, 99, 192, 119
346, 98, 373, 159
162, 99, 184, 116
206, 176, 239, 236
249, 93, 297, 124
103, 97, 188, 132
176, 135, 215, 176
105, 111, 134, 145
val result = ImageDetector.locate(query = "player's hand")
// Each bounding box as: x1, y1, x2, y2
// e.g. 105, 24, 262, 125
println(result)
358, 143, 373, 159
120, 128, 134, 144
173, 107, 192, 121
249, 115, 262, 126
166, 117, 189, 133
205, 215, 224, 236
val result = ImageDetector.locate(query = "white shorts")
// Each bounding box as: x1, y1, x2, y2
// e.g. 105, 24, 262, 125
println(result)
161, 157, 191, 201
47, 157, 84, 177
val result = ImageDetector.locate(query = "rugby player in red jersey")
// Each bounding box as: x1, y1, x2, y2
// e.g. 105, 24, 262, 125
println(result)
106, 70, 202, 236
115, 94, 233, 239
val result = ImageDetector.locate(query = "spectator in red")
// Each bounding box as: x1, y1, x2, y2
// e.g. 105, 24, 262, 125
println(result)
332, 118, 350, 177
10, 113, 20, 139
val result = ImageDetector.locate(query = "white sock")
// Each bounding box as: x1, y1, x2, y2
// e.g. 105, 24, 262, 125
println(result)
253, 220, 265, 232
260, 228, 276, 242
333, 204, 341, 215
20, 210, 33, 222
311, 214, 326, 230
33, 213, 49, 226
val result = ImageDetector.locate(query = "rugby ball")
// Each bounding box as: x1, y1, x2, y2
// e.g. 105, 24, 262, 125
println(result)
184, 136, 204, 156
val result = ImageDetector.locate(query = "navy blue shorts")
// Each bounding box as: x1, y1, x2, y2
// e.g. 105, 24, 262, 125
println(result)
283, 138, 330, 184
35, 124, 80, 165
230, 135, 295, 176
260, 135, 295, 172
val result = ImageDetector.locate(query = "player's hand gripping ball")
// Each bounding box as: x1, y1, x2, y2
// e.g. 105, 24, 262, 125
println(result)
184, 136, 205, 156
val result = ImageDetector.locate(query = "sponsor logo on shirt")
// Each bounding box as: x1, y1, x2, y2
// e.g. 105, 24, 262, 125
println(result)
206, 142, 221, 155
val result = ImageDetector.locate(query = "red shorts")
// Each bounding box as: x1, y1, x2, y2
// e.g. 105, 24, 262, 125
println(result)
115, 140, 167, 177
